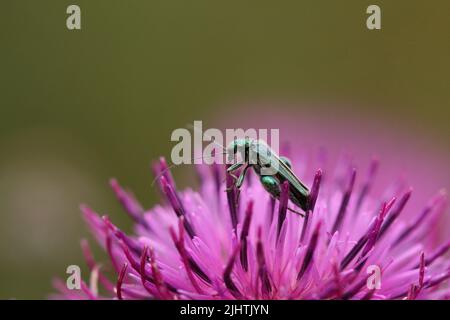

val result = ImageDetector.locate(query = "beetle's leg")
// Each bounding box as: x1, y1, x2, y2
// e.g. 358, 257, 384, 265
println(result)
227, 162, 244, 173
225, 173, 239, 192
229, 172, 239, 182
236, 164, 250, 189
287, 207, 305, 217
226, 162, 244, 191
226, 162, 242, 187
226, 164, 250, 192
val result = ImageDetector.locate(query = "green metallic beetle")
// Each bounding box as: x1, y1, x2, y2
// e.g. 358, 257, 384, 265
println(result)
226, 138, 310, 214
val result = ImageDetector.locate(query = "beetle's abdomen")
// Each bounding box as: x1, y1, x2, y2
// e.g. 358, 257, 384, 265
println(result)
289, 185, 309, 211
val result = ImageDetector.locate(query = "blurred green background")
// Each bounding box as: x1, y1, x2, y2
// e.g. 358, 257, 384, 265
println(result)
1, 1, 449, 298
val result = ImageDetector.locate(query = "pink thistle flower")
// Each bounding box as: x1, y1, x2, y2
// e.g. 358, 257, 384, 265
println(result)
53, 152, 450, 300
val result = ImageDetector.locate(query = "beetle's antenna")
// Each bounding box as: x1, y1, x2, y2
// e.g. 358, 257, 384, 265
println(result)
151, 123, 236, 187
151, 152, 228, 187
186, 123, 227, 151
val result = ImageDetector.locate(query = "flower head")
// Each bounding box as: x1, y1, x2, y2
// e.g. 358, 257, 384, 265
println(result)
54, 152, 449, 300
